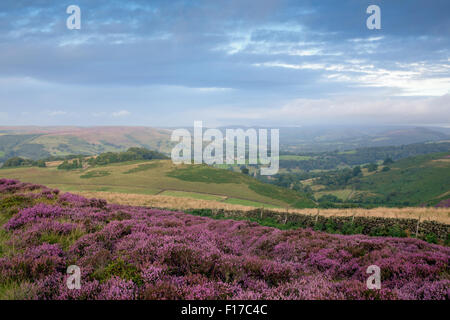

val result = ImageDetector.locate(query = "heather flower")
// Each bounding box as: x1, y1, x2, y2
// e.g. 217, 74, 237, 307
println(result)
98, 276, 137, 300
435, 199, 450, 208
5, 204, 64, 230
0, 180, 449, 300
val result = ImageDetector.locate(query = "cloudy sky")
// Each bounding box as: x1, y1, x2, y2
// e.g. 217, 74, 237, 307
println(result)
0, 0, 449, 127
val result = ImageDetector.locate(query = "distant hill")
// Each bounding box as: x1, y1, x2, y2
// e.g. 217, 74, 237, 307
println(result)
0, 126, 173, 162
0, 125, 449, 163
279, 141, 450, 171
376, 127, 449, 145
279, 126, 450, 152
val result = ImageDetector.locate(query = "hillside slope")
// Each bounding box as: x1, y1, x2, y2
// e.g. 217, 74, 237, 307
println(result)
1, 126, 449, 162
357, 152, 450, 206
0, 127, 173, 162
0, 160, 315, 209
314, 152, 450, 207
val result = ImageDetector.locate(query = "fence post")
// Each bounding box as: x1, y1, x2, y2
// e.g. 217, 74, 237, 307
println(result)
284, 207, 289, 224
415, 216, 421, 238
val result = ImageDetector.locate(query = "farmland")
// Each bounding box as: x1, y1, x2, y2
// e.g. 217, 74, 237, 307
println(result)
0, 160, 315, 209
310, 153, 450, 206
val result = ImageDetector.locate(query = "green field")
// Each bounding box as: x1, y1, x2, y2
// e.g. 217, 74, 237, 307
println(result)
123, 163, 161, 174
337, 150, 357, 155
223, 198, 281, 208
357, 153, 450, 206
313, 152, 450, 206
157, 190, 280, 208
0, 160, 315, 208
80, 170, 111, 179
159, 190, 226, 201
315, 189, 354, 201
279, 155, 314, 160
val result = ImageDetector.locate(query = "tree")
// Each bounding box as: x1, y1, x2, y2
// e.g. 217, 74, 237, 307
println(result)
88, 148, 168, 166
352, 166, 362, 177
3, 157, 27, 167
2, 157, 35, 168
58, 159, 80, 170
240, 167, 249, 175
367, 163, 378, 172
36, 160, 46, 168
77, 157, 83, 168
383, 158, 394, 165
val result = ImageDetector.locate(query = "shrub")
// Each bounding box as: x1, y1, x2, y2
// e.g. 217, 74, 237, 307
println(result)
425, 233, 438, 244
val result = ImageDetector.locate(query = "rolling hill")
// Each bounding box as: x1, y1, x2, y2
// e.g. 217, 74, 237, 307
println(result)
280, 126, 450, 152
0, 159, 315, 209
1, 125, 449, 163
312, 152, 450, 206
0, 126, 173, 162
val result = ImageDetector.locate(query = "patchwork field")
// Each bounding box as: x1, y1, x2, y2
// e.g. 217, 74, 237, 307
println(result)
309, 153, 450, 206
0, 160, 315, 209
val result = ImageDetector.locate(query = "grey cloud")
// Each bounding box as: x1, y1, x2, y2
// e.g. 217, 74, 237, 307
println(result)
0, 1, 448, 126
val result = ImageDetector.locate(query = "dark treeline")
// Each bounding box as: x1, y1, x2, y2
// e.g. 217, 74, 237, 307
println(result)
87, 147, 168, 166
2, 148, 168, 169
58, 157, 84, 170
1, 157, 46, 168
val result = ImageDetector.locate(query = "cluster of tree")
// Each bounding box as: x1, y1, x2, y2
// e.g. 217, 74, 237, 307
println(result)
257, 172, 315, 200
318, 194, 342, 203
58, 158, 83, 170
3, 148, 168, 170
257, 157, 394, 198
87, 147, 168, 166
365, 163, 379, 172
2, 157, 46, 168
279, 142, 448, 171
312, 158, 391, 189
315, 168, 360, 189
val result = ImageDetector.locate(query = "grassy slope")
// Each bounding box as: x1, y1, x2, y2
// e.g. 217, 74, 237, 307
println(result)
314, 152, 450, 206
0, 128, 174, 161
357, 152, 450, 206
0, 160, 315, 208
